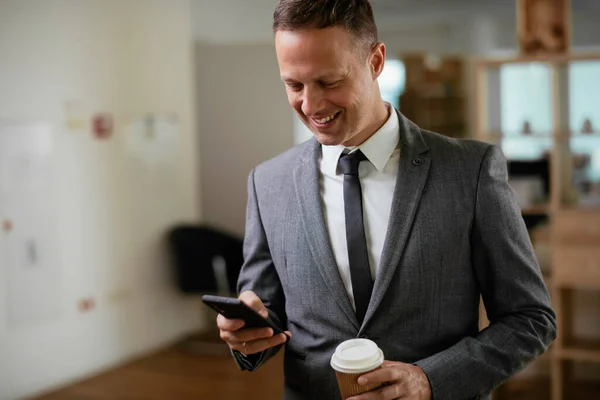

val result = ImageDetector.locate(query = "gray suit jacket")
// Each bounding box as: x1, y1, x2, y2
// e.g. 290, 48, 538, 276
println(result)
234, 112, 556, 400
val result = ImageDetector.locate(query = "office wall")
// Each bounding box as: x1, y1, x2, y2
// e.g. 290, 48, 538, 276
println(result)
0, 1, 202, 399
196, 43, 293, 236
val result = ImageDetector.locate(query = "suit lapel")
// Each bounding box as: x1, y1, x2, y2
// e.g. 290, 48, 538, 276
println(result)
361, 112, 431, 328
293, 139, 360, 330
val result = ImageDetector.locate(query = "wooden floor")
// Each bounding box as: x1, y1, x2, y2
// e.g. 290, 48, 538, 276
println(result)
32, 338, 284, 400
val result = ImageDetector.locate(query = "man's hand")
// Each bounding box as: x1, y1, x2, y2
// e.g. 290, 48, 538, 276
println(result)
216, 291, 290, 355
348, 361, 431, 400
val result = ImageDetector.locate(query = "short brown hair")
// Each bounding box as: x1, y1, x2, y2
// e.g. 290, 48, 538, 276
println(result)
273, 0, 378, 54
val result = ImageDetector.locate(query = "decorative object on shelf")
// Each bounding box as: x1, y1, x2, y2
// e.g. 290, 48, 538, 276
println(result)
579, 182, 600, 206
402, 54, 425, 90
522, 120, 533, 134
517, 0, 570, 55
570, 153, 591, 205
582, 118, 594, 134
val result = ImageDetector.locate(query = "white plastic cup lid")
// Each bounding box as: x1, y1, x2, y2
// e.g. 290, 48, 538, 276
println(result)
330, 338, 384, 374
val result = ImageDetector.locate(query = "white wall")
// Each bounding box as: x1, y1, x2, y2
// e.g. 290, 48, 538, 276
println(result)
0, 1, 202, 399
192, 0, 278, 45
196, 43, 293, 236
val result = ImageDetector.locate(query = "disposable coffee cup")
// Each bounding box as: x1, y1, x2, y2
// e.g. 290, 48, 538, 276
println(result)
330, 338, 384, 399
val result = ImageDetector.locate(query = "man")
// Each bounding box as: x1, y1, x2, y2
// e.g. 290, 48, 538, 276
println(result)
217, 1, 556, 399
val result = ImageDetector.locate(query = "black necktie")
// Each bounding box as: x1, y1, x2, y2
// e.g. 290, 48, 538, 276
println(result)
339, 150, 373, 323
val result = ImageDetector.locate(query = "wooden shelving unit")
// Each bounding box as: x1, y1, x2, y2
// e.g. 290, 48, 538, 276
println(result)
475, 53, 600, 400
399, 53, 468, 139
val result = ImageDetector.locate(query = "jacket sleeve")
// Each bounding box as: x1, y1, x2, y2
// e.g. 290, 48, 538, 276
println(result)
231, 167, 287, 371
414, 144, 557, 399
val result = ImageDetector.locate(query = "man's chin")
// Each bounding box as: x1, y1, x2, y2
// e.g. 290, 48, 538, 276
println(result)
313, 132, 345, 146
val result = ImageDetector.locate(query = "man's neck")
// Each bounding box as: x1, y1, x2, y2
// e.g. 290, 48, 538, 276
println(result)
344, 101, 390, 147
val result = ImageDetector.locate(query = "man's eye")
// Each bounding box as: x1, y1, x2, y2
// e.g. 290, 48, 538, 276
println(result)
323, 81, 340, 88
287, 83, 303, 91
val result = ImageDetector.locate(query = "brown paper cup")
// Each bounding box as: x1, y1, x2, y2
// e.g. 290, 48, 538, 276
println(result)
335, 367, 382, 399
330, 339, 385, 399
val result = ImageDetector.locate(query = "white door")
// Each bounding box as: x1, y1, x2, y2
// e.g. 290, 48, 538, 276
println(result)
0, 123, 61, 329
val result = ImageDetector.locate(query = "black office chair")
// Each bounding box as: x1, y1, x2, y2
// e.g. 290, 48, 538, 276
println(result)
168, 225, 244, 354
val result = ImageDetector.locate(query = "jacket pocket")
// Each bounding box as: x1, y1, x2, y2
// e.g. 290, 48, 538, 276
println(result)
284, 347, 307, 393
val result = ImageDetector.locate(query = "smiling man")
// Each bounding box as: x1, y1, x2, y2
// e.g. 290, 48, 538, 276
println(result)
277, 20, 387, 148
216, 1, 556, 399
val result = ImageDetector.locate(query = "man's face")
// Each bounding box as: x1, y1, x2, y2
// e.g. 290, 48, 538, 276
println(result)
275, 26, 384, 146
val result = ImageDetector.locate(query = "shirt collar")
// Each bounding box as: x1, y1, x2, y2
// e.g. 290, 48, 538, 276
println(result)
321, 104, 400, 175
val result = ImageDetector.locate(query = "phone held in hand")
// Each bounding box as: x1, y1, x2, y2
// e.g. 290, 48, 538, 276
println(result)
202, 294, 289, 339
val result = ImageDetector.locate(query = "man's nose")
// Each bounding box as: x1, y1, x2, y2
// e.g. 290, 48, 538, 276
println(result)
301, 86, 323, 116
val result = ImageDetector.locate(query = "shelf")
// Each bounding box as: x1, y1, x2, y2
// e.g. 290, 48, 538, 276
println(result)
483, 131, 554, 139
558, 205, 600, 213
555, 131, 600, 139
475, 52, 600, 68
559, 339, 600, 363
480, 131, 600, 139
493, 376, 600, 400
416, 94, 465, 100
522, 204, 550, 215
493, 377, 550, 400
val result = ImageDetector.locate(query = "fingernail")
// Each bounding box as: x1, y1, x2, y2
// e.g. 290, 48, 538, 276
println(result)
357, 377, 366, 385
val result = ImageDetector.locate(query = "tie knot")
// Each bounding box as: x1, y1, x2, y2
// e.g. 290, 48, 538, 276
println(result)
339, 150, 367, 176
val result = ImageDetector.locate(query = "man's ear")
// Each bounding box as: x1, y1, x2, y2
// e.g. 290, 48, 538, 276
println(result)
369, 42, 386, 80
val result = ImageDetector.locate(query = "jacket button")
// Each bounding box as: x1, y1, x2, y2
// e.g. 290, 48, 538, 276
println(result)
412, 158, 422, 166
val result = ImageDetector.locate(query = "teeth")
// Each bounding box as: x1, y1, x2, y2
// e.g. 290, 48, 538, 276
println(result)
316, 112, 337, 124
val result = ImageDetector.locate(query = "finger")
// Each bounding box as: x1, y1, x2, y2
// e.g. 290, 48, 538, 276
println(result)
216, 313, 245, 331
358, 364, 406, 386
221, 327, 274, 345
231, 333, 288, 355
239, 291, 268, 318
378, 382, 407, 400
348, 382, 407, 400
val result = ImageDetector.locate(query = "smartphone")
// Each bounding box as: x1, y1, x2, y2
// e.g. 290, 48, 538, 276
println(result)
202, 294, 289, 339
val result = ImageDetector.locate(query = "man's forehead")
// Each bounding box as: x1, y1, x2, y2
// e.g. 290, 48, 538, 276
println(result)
278, 56, 349, 80
276, 34, 354, 75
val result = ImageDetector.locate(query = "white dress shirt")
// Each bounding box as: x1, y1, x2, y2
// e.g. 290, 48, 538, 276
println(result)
319, 105, 400, 310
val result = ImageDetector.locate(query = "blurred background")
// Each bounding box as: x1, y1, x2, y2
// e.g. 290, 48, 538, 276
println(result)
0, 0, 599, 399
